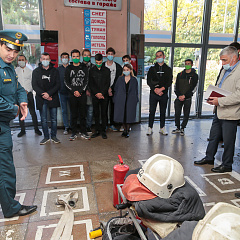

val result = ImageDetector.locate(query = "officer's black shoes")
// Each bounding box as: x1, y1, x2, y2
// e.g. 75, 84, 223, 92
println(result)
211, 165, 232, 173
35, 129, 42, 136
17, 131, 26, 137
6, 205, 37, 218
194, 158, 214, 165
17, 205, 37, 216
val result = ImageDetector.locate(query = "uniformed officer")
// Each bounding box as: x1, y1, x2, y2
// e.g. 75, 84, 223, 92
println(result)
0, 30, 37, 218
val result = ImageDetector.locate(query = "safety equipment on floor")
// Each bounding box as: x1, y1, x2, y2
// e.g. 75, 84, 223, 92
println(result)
50, 192, 78, 240
102, 214, 142, 240
113, 155, 129, 207
122, 174, 157, 201
137, 154, 185, 198
192, 202, 240, 240
89, 225, 103, 239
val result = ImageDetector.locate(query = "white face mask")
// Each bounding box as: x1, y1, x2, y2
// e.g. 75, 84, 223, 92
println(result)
62, 58, 69, 65
18, 61, 26, 68
42, 60, 50, 67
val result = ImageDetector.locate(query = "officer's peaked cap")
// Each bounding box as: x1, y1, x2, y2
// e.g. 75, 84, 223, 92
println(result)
0, 30, 28, 51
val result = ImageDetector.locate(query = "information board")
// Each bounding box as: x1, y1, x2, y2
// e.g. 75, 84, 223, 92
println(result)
84, 9, 107, 56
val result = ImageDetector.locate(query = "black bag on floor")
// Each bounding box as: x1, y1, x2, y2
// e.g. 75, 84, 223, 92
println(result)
102, 215, 143, 240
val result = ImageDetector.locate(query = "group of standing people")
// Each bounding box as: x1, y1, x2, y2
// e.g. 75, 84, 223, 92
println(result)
146, 50, 198, 137
17, 47, 139, 144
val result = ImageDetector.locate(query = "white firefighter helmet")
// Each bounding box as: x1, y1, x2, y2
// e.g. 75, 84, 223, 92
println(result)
192, 202, 240, 240
137, 154, 185, 198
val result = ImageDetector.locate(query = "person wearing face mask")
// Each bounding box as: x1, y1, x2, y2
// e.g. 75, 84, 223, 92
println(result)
32, 52, 61, 145
113, 64, 138, 137
122, 54, 137, 76
103, 47, 122, 132
64, 49, 89, 141
15, 54, 42, 137
172, 59, 198, 136
57, 52, 71, 135
194, 46, 240, 173
146, 50, 173, 136
89, 53, 111, 139
82, 49, 95, 133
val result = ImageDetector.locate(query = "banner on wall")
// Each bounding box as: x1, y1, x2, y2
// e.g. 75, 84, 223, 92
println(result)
84, 9, 107, 56
64, 0, 122, 11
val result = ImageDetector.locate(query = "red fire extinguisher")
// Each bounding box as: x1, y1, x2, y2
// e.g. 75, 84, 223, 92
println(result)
113, 155, 129, 207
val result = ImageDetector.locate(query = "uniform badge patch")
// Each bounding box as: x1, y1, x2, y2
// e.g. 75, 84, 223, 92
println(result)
15, 32, 22, 39
3, 79, 12, 83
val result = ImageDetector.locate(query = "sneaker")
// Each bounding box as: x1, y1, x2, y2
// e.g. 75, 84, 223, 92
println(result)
119, 126, 124, 132
69, 134, 77, 141
86, 127, 92, 133
40, 138, 50, 145
80, 132, 91, 140
146, 127, 153, 136
35, 129, 42, 136
17, 131, 26, 137
159, 127, 168, 135
51, 136, 61, 143
109, 125, 118, 131
102, 132, 107, 139
180, 129, 185, 136
63, 128, 69, 135
172, 128, 180, 134
91, 132, 100, 138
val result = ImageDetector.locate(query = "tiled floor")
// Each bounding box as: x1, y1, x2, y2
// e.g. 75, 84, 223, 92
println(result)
1, 119, 240, 239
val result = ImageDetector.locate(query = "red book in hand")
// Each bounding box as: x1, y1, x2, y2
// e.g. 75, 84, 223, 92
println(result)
209, 91, 225, 98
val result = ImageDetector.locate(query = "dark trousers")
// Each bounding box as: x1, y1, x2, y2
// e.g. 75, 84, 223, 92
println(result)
174, 98, 192, 129
148, 92, 168, 128
0, 124, 21, 217
92, 96, 108, 132
69, 93, 87, 134
19, 92, 39, 131
205, 113, 238, 168
108, 95, 115, 126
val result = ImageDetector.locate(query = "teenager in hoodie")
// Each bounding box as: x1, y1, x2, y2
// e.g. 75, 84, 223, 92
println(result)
64, 49, 89, 141
32, 52, 60, 145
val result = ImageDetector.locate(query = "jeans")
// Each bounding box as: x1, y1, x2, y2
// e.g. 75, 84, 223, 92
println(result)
86, 104, 93, 128
92, 96, 108, 132
40, 101, 57, 139
148, 92, 168, 128
19, 92, 39, 131
205, 113, 238, 168
59, 93, 70, 129
174, 98, 192, 129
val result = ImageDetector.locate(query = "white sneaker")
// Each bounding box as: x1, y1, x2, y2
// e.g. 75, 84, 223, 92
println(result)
159, 127, 168, 135
146, 127, 153, 136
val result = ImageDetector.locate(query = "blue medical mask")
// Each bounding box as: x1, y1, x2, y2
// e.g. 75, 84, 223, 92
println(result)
107, 55, 114, 61
223, 64, 231, 70
123, 71, 131, 76
123, 61, 129, 65
62, 58, 69, 65
42, 60, 50, 67
157, 58, 164, 63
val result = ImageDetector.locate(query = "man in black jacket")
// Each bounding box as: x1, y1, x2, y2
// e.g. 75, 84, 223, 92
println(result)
89, 53, 111, 139
32, 52, 60, 145
146, 50, 172, 136
103, 47, 122, 131
64, 49, 89, 141
172, 59, 198, 136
